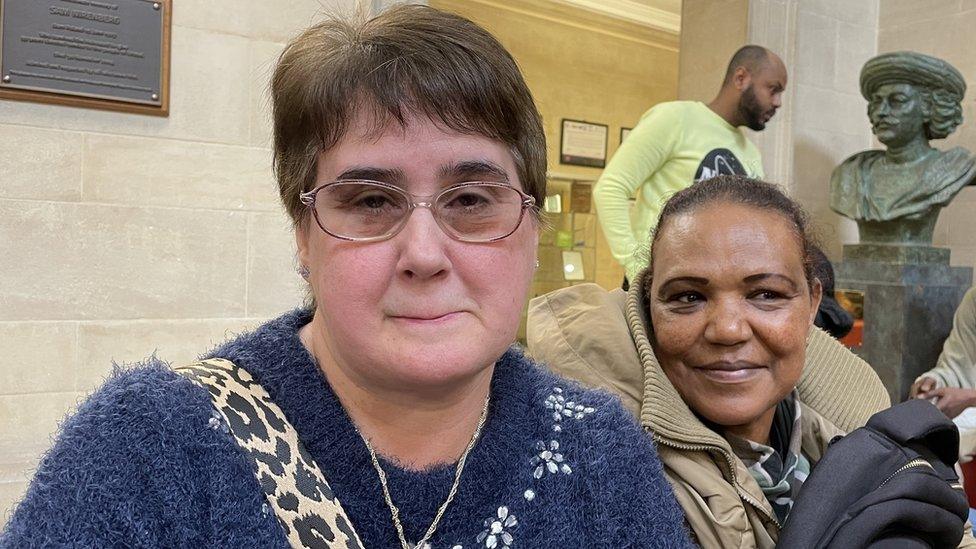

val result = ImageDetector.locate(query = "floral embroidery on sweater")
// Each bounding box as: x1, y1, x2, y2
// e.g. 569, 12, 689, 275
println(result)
451, 385, 599, 549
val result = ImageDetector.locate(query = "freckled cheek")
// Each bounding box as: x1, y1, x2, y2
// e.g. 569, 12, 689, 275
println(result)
756, 309, 811, 361
649, 311, 702, 363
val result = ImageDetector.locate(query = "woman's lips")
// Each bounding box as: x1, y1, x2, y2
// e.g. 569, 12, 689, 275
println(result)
390, 311, 463, 324
695, 361, 765, 383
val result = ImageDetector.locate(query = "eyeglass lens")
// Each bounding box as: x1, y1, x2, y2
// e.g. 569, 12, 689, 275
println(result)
313, 182, 526, 241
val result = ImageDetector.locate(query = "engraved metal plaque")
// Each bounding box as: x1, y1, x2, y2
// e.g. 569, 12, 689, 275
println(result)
0, 0, 170, 115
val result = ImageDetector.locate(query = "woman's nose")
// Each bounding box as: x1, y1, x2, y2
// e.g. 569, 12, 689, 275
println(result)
394, 207, 452, 280
703, 300, 751, 346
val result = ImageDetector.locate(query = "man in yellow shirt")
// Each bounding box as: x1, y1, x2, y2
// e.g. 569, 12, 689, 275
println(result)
594, 45, 787, 283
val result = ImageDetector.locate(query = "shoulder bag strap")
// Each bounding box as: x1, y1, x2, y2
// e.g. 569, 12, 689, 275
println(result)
174, 358, 364, 549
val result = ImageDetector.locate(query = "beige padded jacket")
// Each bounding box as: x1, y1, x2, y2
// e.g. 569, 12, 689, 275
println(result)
526, 283, 936, 548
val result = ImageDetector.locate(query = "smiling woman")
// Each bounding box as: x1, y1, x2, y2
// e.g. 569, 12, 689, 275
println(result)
636, 177, 841, 541
528, 175, 897, 547
0, 5, 690, 549
529, 175, 976, 547
644, 188, 821, 446
631, 178, 974, 547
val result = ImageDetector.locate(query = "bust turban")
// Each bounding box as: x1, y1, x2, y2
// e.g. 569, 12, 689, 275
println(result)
860, 51, 966, 100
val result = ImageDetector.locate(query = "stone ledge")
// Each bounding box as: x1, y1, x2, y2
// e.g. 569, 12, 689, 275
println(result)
842, 243, 950, 265
835, 260, 972, 286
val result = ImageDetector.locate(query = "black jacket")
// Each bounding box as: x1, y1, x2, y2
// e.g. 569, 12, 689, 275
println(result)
778, 399, 969, 548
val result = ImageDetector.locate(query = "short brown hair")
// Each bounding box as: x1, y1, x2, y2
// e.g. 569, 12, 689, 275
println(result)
271, 5, 547, 226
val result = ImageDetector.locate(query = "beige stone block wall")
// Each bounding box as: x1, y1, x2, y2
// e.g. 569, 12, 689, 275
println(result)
787, 0, 878, 259
878, 0, 976, 270
678, 0, 750, 102
0, 0, 355, 523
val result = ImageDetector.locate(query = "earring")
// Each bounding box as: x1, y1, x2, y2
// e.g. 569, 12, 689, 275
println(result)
298, 264, 310, 280
534, 259, 540, 269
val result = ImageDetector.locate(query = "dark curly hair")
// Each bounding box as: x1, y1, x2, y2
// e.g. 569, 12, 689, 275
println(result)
919, 87, 963, 140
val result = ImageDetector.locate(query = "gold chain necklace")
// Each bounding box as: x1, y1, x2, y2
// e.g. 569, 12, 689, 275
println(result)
358, 393, 491, 549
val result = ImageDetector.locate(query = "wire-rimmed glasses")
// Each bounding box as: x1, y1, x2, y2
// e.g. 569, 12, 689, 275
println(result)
299, 180, 537, 243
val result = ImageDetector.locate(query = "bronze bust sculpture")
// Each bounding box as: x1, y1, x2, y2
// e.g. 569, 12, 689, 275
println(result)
830, 51, 975, 244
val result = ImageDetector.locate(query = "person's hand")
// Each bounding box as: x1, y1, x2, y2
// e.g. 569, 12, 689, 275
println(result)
925, 387, 976, 419
911, 376, 938, 398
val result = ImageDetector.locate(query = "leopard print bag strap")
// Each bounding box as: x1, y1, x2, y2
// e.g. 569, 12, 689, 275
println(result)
174, 358, 364, 549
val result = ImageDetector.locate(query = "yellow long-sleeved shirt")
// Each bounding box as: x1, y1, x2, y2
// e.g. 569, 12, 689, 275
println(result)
593, 101, 764, 279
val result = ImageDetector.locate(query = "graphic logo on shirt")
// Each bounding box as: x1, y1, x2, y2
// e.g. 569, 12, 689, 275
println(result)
694, 148, 748, 181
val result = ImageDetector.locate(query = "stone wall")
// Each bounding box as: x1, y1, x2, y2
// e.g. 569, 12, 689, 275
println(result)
677, 0, 749, 103
878, 0, 976, 270
0, 0, 355, 522
785, 0, 878, 259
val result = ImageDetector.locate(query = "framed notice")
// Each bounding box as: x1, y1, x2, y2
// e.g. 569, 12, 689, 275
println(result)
0, 0, 171, 116
620, 127, 632, 144
560, 119, 608, 168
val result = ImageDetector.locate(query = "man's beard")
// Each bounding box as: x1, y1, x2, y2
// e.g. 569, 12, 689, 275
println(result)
738, 85, 767, 131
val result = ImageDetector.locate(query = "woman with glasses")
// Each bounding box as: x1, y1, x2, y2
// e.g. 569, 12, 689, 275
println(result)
1, 6, 690, 548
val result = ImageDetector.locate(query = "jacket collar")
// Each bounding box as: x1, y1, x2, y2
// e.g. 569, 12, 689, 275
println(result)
625, 281, 734, 449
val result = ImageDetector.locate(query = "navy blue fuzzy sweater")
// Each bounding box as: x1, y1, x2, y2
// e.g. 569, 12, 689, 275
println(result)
1, 309, 690, 548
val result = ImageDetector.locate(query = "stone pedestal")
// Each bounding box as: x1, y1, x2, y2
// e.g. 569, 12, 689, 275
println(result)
835, 243, 972, 403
